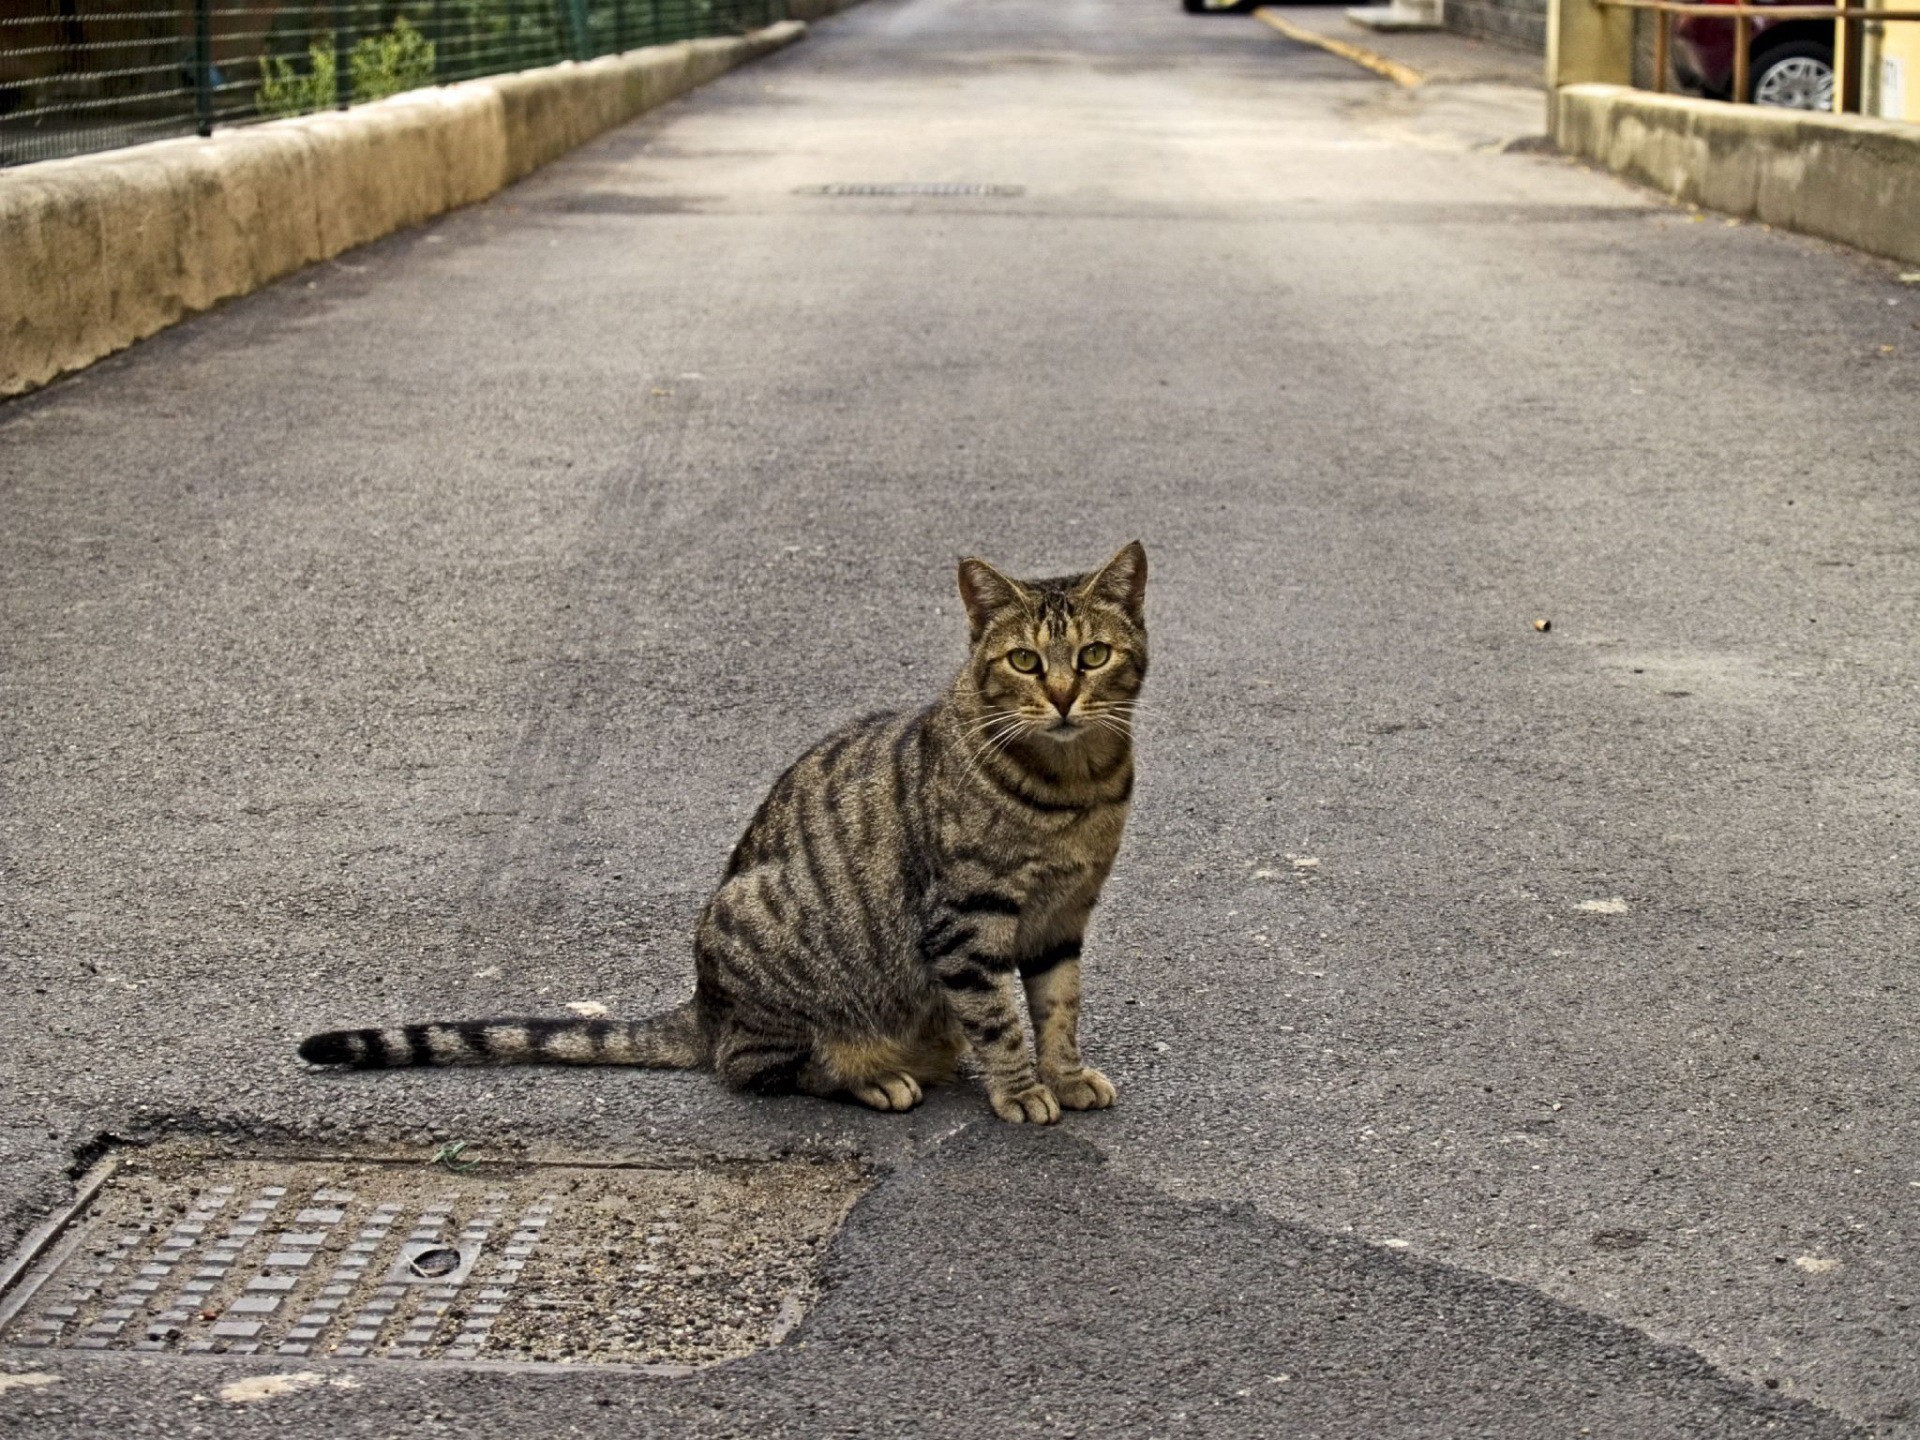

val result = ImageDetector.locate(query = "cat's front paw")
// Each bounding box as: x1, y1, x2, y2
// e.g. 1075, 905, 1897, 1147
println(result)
1045, 1067, 1117, 1110
990, 1082, 1062, 1125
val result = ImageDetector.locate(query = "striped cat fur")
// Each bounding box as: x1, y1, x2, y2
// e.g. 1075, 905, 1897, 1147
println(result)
300, 542, 1148, 1123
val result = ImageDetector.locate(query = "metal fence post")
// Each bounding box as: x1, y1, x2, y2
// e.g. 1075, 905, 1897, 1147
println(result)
193, 0, 214, 135
568, 0, 592, 59
333, 0, 351, 108
432, 0, 447, 79
1834, 0, 1864, 111
1732, 9, 1751, 99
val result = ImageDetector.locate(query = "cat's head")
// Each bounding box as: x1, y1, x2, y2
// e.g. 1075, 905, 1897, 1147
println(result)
955, 541, 1148, 745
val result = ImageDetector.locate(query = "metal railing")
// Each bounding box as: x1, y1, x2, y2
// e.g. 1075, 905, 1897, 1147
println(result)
0, 0, 786, 168
1596, 0, 1919, 111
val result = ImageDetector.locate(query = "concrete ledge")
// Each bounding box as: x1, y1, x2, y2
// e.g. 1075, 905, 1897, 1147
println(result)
1553, 84, 1920, 266
0, 19, 807, 397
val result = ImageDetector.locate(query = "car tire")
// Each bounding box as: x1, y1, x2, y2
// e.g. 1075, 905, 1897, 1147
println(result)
1750, 40, 1835, 108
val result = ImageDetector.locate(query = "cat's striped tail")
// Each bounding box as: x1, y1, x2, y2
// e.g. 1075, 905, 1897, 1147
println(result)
297, 1000, 708, 1071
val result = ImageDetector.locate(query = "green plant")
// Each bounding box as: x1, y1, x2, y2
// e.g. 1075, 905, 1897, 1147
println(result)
351, 18, 436, 102
256, 20, 436, 120
429, 1140, 481, 1173
257, 38, 336, 118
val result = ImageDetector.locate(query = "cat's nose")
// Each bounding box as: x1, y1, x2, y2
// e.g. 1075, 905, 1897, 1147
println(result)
1046, 681, 1079, 718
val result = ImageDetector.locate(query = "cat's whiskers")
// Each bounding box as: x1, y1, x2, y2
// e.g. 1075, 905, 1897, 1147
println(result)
996, 712, 1050, 750
959, 710, 1038, 783
963, 707, 1021, 736
1081, 701, 1138, 734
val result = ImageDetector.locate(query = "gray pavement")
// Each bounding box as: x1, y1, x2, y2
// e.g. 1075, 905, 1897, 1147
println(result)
2, 0, 1916, 1433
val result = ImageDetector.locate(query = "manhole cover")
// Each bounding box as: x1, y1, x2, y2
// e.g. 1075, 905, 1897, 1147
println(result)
796, 182, 1025, 197
0, 1148, 866, 1370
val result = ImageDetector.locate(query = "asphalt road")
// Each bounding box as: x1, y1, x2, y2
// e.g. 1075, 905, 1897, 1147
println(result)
2, 0, 1916, 1433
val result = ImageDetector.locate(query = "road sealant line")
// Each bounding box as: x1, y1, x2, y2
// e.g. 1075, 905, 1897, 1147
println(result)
0, 19, 815, 399
1252, 9, 1426, 88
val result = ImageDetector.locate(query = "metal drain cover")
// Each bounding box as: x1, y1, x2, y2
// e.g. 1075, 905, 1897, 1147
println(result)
797, 182, 1025, 197
0, 1149, 865, 1370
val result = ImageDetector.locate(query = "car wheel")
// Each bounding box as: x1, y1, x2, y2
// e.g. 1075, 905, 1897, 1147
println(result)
1182, 0, 1207, 10
1751, 41, 1834, 109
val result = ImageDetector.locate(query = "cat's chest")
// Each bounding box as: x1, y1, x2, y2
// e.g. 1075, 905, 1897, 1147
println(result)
979, 807, 1126, 909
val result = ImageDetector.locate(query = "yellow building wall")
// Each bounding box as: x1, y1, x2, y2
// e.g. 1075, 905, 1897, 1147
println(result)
1874, 8, 1920, 120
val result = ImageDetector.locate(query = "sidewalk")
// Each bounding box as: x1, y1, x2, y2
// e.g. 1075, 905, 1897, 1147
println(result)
1253, 4, 1544, 87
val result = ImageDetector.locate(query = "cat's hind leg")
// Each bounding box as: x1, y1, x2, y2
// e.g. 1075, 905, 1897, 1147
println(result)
904, 1011, 966, 1087
814, 1035, 926, 1112
711, 1026, 813, 1096
715, 1028, 925, 1112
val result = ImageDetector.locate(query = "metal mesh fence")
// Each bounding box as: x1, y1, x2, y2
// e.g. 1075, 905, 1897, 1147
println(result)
1, 0, 786, 167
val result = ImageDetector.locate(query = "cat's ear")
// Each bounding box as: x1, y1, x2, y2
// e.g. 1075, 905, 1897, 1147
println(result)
957, 557, 1026, 640
1080, 541, 1148, 621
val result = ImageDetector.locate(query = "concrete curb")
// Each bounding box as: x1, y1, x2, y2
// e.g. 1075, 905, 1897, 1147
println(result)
1552, 83, 1920, 267
1253, 8, 1427, 88
0, 20, 807, 398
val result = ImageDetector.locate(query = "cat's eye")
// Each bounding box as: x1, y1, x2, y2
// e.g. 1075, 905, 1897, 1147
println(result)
1007, 649, 1042, 674
1078, 643, 1113, 670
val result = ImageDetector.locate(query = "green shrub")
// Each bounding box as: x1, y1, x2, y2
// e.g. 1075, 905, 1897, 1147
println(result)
351, 18, 437, 102
257, 39, 336, 119
256, 20, 436, 120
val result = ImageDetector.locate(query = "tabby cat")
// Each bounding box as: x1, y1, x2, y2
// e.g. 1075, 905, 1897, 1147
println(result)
300, 542, 1148, 1124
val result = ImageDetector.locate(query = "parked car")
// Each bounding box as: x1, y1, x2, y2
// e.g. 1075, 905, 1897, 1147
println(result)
1181, 0, 1256, 12
1673, 0, 1836, 107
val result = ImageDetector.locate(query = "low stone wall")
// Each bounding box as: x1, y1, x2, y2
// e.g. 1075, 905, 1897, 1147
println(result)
0, 21, 805, 398
1553, 83, 1920, 266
